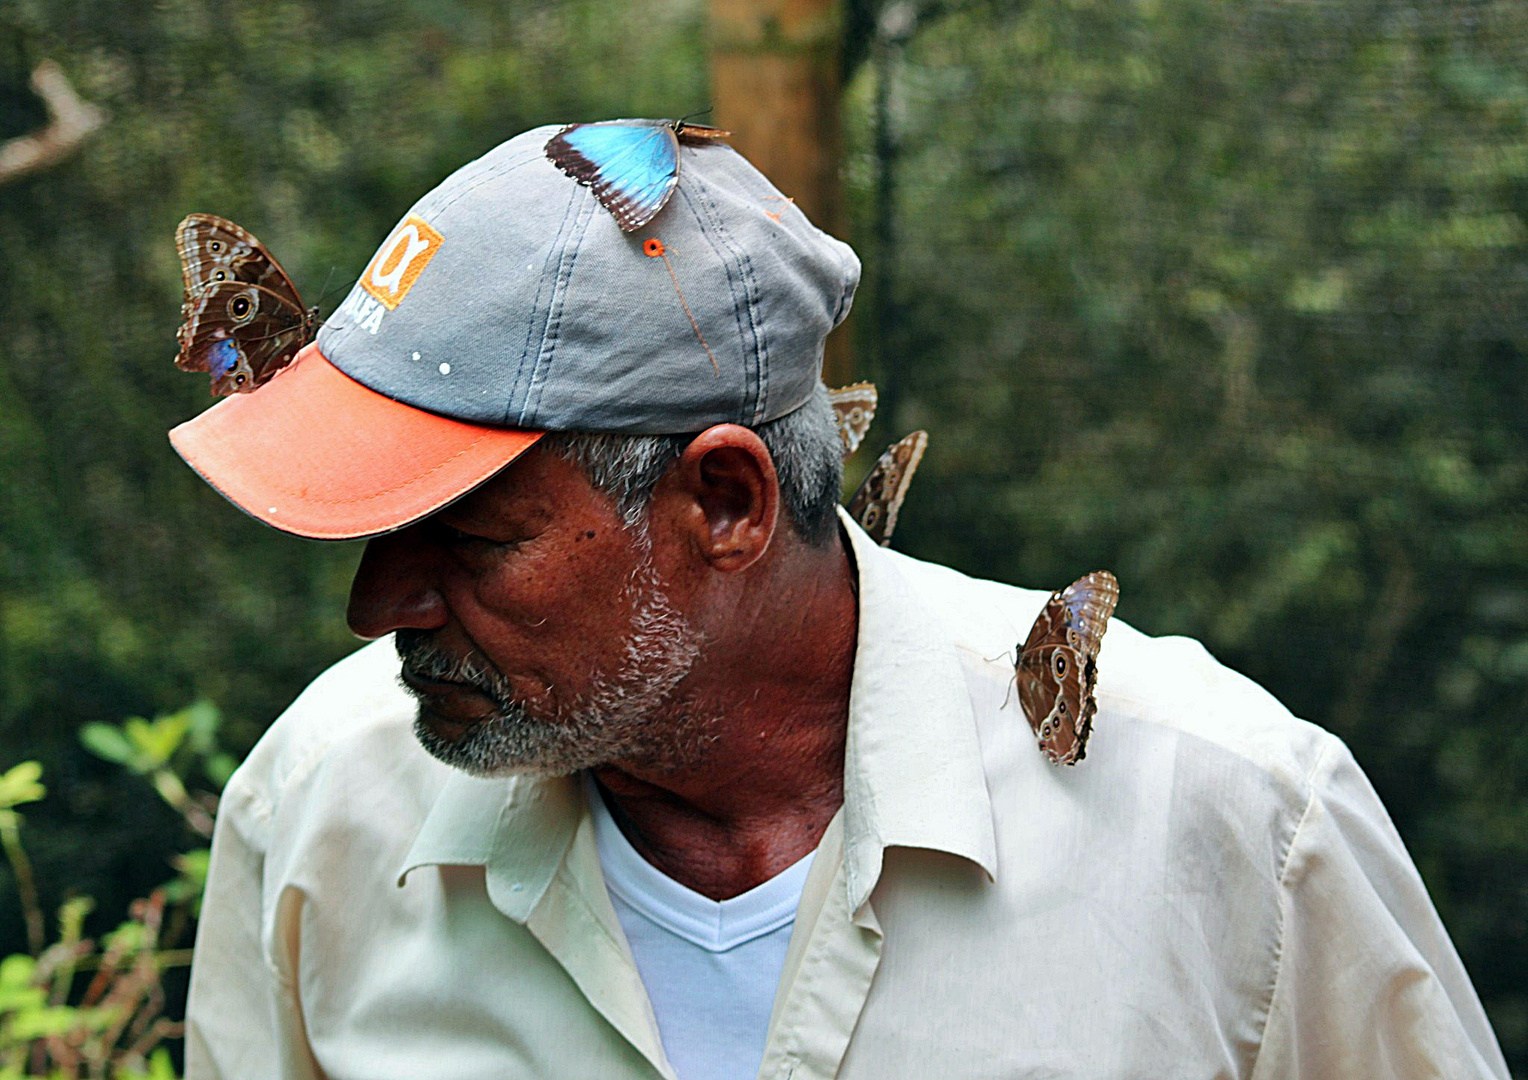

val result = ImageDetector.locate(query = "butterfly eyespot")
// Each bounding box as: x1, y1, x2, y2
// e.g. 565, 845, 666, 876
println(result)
1058, 699, 1068, 714
229, 295, 253, 321
209, 240, 223, 252
214, 270, 228, 281
1054, 654, 1068, 676
234, 373, 247, 386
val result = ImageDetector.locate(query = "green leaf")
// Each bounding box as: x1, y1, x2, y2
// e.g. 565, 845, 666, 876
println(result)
7, 1004, 83, 1039
123, 711, 192, 771
207, 752, 239, 789
182, 699, 222, 756
103, 919, 149, 955
119, 1046, 179, 1080
57, 896, 94, 943
0, 955, 34, 989
79, 722, 135, 765
0, 953, 44, 1011
0, 984, 45, 1014
165, 848, 212, 909
0, 762, 44, 810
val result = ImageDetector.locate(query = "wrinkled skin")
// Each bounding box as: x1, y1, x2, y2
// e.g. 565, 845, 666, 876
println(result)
346, 426, 859, 899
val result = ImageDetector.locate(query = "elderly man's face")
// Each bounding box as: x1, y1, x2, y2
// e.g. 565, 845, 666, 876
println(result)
346, 444, 707, 776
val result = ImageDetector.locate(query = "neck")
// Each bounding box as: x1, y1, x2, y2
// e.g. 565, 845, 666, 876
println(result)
590, 531, 858, 900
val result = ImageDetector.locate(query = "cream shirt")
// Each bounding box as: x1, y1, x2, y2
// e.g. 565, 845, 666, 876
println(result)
185, 512, 1509, 1079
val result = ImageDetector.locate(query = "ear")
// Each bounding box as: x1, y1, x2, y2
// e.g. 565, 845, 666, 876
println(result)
661, 424, 779, 572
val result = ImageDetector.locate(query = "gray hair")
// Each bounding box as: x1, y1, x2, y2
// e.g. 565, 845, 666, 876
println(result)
544, 381, 843, 546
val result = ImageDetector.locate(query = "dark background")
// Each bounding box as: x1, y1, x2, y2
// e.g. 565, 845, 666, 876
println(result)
1, 0, 1524, 1070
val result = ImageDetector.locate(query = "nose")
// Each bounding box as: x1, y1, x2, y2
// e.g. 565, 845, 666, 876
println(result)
346, 525, 449, 640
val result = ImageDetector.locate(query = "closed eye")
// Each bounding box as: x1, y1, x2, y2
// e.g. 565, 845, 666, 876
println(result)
434, 522, 519, 548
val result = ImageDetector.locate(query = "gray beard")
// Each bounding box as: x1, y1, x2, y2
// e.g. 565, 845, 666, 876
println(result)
395, 552, 708, 778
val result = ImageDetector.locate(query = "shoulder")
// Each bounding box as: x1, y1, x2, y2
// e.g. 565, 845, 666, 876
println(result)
883, 548, 1334, 813
219, 636, 450, 847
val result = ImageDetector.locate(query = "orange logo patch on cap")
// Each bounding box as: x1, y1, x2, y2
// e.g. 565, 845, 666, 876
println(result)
361, 215, 444, 310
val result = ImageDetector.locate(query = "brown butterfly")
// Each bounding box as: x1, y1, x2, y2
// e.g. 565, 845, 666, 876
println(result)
174, 214, 318, 395
1016, 571, 1119, 765
828, 381, 878, 457
846, 430, 927, 545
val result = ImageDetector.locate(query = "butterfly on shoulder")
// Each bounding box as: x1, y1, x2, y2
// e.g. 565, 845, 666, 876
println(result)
1016, 571, 1119, 766
828, 381, 878, 457
846, 430, 927, 546
544, 118, 732, 233
174, 214, 318, 395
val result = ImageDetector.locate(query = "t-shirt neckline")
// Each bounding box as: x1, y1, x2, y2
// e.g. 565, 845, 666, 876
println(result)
584, 774, 816, 953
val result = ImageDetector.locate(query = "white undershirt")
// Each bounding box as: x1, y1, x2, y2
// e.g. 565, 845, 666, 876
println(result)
585, 776, 813, 1080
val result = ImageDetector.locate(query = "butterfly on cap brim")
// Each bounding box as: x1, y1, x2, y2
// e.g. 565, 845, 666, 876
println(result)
1016, 571, 1119, 766
175, 214, 317, 395
846, 430, 927, 546
545, 119, 732, 233
828, 381, 878, 457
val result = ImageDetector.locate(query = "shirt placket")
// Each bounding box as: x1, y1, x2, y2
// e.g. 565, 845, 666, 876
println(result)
756, 817, 885, 1080
515, 817, 677, 1079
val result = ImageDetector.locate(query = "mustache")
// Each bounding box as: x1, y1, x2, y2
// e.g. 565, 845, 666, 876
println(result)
395, 629, 510, 698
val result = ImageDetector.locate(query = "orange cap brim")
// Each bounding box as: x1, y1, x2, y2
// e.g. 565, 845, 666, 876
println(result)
169, 344, 543, 539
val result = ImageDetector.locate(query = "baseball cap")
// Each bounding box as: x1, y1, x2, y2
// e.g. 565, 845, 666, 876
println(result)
169, 122, 861, 540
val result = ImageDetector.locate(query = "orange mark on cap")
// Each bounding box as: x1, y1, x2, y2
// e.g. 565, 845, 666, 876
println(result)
362, 215, 445, 311
643, 238, 665, 257
763, 195, 795, 222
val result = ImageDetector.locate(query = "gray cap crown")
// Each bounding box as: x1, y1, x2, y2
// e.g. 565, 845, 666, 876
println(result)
318, 124, 860, 434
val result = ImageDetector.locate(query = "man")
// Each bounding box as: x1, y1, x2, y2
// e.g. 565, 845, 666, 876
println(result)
175, 123, 1508, 1079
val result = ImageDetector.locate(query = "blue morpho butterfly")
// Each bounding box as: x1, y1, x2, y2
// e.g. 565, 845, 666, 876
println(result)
174, 214, 318, 394
545, 119, 731, 232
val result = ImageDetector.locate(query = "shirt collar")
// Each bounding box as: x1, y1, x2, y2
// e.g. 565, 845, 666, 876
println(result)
836, 507, 996, 908
398, 507, 997, 916
399, 769, 582, 921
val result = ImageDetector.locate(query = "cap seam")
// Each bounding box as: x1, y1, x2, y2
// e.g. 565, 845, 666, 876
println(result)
509, 182, 582, 425
677, 177, 765, 424
832, 240, 854, 328
521, 194, 595, 425
683, 171, 768, 421
425, 148, 542, 220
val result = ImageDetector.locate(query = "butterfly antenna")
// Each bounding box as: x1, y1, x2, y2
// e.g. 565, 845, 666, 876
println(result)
315, 270, 357, 309
679, 105, 715, 126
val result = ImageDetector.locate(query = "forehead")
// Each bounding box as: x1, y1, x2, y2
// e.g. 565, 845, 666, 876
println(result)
442, 441, 605, 524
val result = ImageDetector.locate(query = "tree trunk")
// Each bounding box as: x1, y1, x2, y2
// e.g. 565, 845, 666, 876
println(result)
710, 0, 853, 385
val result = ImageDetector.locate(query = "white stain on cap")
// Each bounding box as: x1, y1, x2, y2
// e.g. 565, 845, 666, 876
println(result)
412, 351, 421, 361
438, 362, 451, 375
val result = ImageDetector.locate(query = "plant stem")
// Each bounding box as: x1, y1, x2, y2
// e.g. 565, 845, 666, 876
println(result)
0, 815, 45, 956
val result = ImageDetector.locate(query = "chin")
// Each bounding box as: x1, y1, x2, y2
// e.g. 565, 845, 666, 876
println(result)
410, 707, 597, 779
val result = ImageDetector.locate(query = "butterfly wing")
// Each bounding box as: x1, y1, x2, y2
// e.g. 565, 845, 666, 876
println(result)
846, 430, 927, 545
177, 281, 314, 394
546, 120, 683, 232
828, 382, 878, 457
176, 214, 303, 303
1016, 571, 1119, 765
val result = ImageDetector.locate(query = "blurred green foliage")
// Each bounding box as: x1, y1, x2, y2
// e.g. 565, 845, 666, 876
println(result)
0, 0, 710, 1042
852, 0, 1528, 1064
0, 711, 220, 1078
0, 0, 1524, 1071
